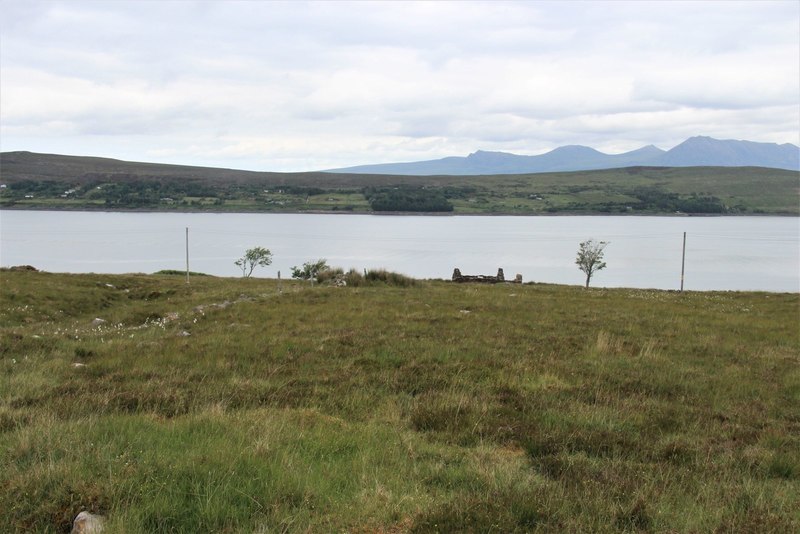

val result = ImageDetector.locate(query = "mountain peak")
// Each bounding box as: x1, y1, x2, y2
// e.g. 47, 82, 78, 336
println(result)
467, 150, 514, 159
323, 137, 799, 175
662, 136, 799, 168
548, 144, 603, 155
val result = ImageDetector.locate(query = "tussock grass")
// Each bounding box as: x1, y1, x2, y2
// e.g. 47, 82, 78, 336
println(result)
1, 271, 798, 532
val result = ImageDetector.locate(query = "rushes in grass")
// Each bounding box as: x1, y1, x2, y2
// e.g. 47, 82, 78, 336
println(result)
594, 330, 623, 355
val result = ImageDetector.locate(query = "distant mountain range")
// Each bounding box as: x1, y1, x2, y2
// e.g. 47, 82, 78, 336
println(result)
325, 136, 800, 175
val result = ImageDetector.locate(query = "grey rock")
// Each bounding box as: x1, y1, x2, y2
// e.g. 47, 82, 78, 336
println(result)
71, 511, 104, 533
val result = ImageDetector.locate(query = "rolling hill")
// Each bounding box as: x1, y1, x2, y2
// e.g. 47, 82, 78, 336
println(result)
1, 150, 798, 215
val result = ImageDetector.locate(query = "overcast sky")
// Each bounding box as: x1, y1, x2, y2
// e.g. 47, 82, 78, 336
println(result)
1, 0, 798, 172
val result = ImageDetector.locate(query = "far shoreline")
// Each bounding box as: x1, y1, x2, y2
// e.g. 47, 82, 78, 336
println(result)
1, 205, 797, 217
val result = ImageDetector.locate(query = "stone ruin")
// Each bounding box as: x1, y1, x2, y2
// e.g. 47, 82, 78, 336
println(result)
451, 268, 522, 284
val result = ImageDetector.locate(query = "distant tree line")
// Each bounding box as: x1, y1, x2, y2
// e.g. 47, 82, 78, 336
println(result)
98, 180, 218, 205
363, 185, 453, 212
631, 187, 727, 213
269, 185, 326, 196
2, 177, 735, 214
5, 180, 69, 197
6, 178, 220, 207
542, 187, 730, 214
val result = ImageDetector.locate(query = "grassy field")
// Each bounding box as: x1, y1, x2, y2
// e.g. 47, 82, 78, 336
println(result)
1, 270, 798, 532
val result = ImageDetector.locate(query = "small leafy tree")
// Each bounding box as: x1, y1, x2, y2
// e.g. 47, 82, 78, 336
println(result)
291, 258, 328, 281
235, 246, 272, 278
576, 239, 608, 288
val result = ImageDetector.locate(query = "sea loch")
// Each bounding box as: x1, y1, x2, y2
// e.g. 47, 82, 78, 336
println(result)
1, 211, 797, 292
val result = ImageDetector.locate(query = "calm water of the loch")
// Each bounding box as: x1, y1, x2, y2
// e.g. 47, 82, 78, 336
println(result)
1, 210, 797, 292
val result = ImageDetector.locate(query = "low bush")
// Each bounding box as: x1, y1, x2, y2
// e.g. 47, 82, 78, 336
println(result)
315, 267, 416, 287
365, 268, 416, 287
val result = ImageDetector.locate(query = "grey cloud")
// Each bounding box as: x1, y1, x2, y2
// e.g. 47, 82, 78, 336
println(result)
1, 0, 797, 171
